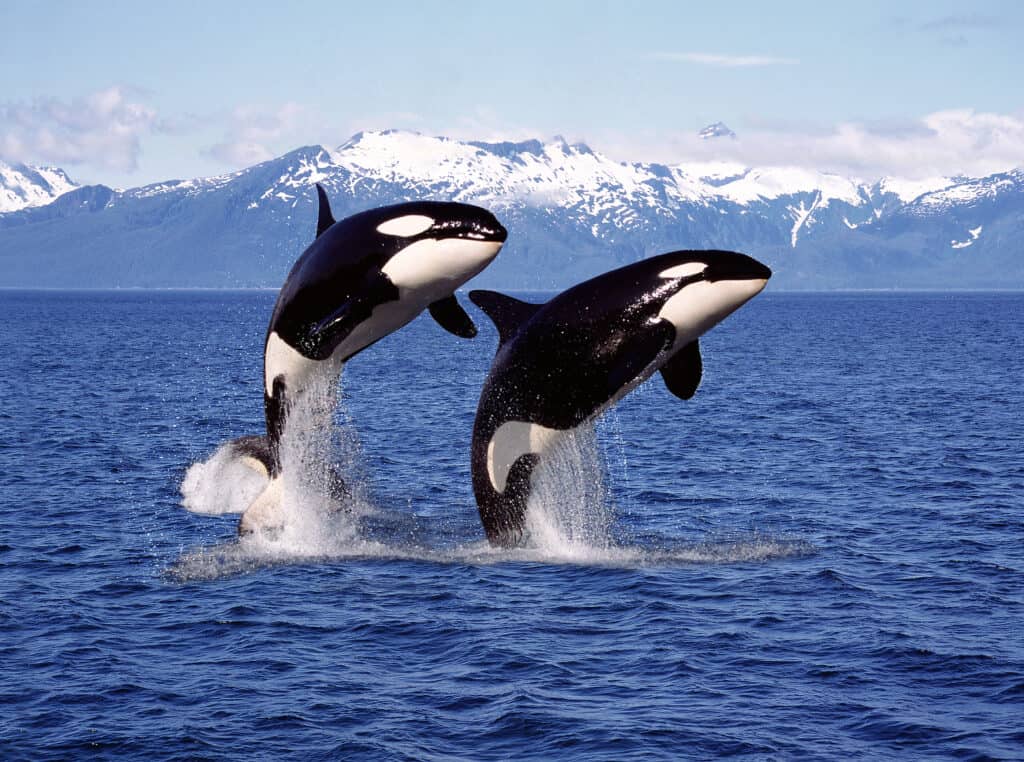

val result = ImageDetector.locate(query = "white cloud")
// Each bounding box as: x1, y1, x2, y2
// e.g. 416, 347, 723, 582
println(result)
652, 52, 799, 67
204, 102, 311, 167
4, 86, 1021, 186
439, 107, 544, 144
918, 13, 1000, 31
204, 140, 275, 166
340, 107, 544, 148
595, 109, 1024, 180
0, 86, 159, 172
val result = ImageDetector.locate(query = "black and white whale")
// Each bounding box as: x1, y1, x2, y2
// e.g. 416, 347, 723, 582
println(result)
231, 185, 507, 534
468, 250, 771, 547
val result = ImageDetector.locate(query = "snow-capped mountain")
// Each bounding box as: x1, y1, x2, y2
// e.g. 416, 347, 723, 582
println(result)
0, 130, 1021, 289
698, 122, 737, 140
0, 160, 78, 213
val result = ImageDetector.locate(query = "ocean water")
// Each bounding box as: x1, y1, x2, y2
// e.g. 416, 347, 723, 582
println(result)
1, 289, 1022, 759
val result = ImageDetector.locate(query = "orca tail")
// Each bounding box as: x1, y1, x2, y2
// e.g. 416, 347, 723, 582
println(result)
181, 435, 278, 517
224, 434, 287, 534
237, 474, 285, 536
225, 434, 275, 478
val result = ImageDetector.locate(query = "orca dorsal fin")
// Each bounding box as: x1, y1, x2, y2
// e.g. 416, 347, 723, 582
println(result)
469, 290, 543, 345
315, 183, 335, 238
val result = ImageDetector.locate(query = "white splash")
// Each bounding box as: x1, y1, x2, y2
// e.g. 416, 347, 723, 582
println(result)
519, 423, 616, 559
172, 401, 814, 581
180, 369, 372, 552
167, 528, 813, 582
180, 442, 268, 515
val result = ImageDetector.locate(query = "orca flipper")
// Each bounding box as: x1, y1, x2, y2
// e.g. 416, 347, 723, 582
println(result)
226, 435, 274, 477
309, 271, 400, 360
469, 290, 543, 346
660, 339, 703, 400
429, 294, 477, 338
315, 183, 335, 238
607, 320, 675, 397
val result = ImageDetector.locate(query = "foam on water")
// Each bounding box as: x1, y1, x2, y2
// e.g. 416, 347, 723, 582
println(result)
520, 423, 616, 558
172, 407, 811, 581
179, 369, 374, 553
10, 291, 1022, 759
179, 441, 269, 515
167, 530, 813, 582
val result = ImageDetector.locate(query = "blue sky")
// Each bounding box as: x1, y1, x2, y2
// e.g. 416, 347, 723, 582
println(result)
1, 0, 1021, 186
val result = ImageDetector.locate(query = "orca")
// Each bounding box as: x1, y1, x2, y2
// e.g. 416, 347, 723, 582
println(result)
232, 184, 507, 534
468, 250, 771, 547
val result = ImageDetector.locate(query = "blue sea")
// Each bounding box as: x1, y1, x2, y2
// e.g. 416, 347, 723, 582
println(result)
2, 289, 1022, 759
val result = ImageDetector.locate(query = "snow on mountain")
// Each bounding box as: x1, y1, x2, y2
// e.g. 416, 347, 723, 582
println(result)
120, 172, 241, 201
3, 129, 1011, 225
909, 169, 1023, 212
326, 130, 885, 222
951, 225, 983, 249
0, 161, 78, 212
11, 128, 989, 229
876, 176, 954, 203
317, 130, 897, 248
711, 166, 863, 206
680, 160, 749, 185
329, 130, 707, 218
698, 122, 737, 140
1, 129, 1021, 289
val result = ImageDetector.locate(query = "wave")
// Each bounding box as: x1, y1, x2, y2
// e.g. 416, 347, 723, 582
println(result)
172, 407, 812, 581
179, 368, 370, 529
165, 526, 813, 582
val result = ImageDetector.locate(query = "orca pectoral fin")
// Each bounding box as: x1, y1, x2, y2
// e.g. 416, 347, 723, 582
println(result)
310, 296, 359, 350
660, 339, 703, 400
226, 435, 274, 477
310, 271, 400, 359
315, 183, 335, 238
606, 320, 675, 398
429, 294, 477, 338
468, 290, 543, 346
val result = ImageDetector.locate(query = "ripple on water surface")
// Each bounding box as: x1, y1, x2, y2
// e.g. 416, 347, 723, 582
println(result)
2, 291, 1022, 759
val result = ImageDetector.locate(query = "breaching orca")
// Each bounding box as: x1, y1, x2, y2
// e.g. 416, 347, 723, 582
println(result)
232, 184, 507, 534
468, 250, 771, 547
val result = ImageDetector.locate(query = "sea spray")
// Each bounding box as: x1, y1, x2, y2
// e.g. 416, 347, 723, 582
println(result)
521, 423, 616, 557
180, 440, 269, 515
174, 365, 814, 576
180, 364, 372, 551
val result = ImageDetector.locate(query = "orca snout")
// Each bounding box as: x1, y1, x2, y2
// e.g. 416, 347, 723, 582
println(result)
430, 203, 507, 244
460, 207, 507, 243
704, 251, 772, 283
485, 219, 508, 243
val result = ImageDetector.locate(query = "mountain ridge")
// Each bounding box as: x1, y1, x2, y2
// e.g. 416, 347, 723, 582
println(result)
0, 160, 79, 213
1, 130, 1021, 289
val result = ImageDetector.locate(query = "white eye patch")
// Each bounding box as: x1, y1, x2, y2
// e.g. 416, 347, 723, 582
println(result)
658, 262, 708, 279
376, 215, 435, 237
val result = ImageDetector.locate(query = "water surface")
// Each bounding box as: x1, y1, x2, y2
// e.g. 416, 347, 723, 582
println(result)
1, 290, 1021, 759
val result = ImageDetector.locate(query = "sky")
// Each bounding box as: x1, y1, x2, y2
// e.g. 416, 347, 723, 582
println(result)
1, 0, 1021, 187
